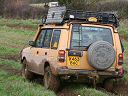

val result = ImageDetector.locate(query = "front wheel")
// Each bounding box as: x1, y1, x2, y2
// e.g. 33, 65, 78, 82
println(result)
44, 66, 60, 92
21, 60, 34, 80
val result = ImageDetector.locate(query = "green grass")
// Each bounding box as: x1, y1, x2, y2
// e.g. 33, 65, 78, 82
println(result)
0, 24, 35, 56
119, 20, 128, 39
0, 59, 56, 96
122, 40, 128, 81
0, 59, 21, 70
0, 18, 38, 29
0, 18, 57, 96
68, 84, 109, 96
0, 18, 128, 96
0, 59, 109, 96
123, 41, 128, 62
0, 74, 55, 96
119, 20, 128, 80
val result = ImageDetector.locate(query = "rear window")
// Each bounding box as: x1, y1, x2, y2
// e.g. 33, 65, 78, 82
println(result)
71, 24, 113, 50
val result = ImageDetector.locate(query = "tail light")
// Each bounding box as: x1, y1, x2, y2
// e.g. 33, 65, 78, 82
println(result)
118, 53, 124, 65
58, 50, 65, 62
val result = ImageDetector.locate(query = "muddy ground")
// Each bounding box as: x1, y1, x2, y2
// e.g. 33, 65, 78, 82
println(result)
0, 56, 128, 96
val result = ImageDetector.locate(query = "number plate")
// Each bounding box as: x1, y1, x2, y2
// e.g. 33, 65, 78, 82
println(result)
68, 56, 80, 66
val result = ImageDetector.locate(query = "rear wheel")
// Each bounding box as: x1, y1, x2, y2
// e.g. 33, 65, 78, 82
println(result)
103, 79, 114, 92
44, 66, 60, 92
21, 60, 34, 80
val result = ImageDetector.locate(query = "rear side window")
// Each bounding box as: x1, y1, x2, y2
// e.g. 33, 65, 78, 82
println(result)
51, 30, 61, 49
43, 29, 53, 48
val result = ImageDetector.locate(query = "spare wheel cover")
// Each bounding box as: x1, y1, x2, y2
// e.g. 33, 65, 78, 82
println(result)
88, 41, 116, 70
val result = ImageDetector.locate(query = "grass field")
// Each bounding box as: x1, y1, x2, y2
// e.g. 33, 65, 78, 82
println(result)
0, 18, 128, 96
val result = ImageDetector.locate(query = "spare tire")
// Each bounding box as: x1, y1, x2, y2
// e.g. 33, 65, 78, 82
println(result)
88, 41, 116, 70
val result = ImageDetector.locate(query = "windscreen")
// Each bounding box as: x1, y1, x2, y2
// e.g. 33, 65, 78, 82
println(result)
71, 24, 113, 50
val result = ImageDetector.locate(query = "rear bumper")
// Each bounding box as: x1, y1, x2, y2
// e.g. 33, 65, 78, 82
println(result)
57, 68, 124, 78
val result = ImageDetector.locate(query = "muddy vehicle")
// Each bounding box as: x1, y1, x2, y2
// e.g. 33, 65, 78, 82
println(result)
21, 7, 124, 91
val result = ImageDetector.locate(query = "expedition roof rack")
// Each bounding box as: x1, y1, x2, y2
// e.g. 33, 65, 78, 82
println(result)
43, 6, 119, 28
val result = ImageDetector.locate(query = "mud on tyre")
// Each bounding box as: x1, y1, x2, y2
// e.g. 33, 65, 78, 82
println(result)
21, 59, 34, 80
44, 66, 60, 92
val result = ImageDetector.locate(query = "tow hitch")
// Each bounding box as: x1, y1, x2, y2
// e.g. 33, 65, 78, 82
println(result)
88, 72, 99, 88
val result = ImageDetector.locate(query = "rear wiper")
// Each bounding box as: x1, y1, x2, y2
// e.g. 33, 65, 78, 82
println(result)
73, 43, 93, 48
73, 45, 88, 47
73, 44, 92, 49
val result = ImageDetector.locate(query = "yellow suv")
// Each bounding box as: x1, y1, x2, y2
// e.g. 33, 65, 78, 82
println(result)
21, 7, 124, 91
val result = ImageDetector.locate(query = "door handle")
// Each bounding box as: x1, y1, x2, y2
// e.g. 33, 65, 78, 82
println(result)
45, 52, 47, 55
37, 51, 39, 54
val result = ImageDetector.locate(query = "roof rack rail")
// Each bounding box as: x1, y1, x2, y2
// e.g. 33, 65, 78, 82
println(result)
43, 6, 119, 28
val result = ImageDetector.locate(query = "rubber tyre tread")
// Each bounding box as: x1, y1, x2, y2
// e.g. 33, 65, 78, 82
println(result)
21, 60, 34, 80
44, 66, 60, 92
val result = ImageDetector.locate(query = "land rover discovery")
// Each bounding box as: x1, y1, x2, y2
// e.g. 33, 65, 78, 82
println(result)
21, 7, 124, 91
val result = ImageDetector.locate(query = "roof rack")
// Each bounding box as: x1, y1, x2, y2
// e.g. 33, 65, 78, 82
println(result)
43, 6, 119, 28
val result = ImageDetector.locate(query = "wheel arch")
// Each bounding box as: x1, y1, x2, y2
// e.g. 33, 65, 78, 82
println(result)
43, 61, 56, 75
21, 56, 26, 63
41, 61, 50, 75
44, 61, 50, 69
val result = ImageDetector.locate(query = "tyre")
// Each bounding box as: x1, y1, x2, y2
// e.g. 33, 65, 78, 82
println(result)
21, 59, 34, 80
44, 66, 60, 92
88, 41, 116, 70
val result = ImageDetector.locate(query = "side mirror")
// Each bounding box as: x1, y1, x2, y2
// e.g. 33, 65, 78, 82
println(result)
29, 41, 35, 47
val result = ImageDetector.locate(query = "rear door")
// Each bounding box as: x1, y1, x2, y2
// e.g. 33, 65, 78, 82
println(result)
67, 24, 90, 70
67, 24, 114, 70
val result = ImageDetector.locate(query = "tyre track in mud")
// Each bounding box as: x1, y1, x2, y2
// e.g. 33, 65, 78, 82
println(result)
0, 56, 128, 96
0, 56, 78, 96
0, 54, 20, 62
0, 64, 21, 76
0, 54, 21, 75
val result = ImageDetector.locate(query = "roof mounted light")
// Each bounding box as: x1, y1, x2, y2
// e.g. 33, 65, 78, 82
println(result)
69, 15, 74, 19
88, 17, 97, 22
